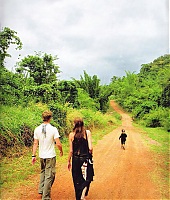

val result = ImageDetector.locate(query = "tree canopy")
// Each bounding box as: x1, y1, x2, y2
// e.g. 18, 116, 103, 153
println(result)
16, 52, 60, 85
0, 27, 22, 67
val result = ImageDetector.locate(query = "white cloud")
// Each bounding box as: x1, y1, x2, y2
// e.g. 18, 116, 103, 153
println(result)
1, 0, 169, 84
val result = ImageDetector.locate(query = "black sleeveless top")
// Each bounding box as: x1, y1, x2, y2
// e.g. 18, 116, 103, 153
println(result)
72, 131, 89, 157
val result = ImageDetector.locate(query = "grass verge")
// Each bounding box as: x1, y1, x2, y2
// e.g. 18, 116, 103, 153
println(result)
133, 123, 169, 199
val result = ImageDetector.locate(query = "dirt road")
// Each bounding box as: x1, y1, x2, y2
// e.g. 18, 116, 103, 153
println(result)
6, 100, 162, 199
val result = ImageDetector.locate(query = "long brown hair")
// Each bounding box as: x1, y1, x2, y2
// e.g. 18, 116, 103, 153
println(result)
73, 118, 85, 139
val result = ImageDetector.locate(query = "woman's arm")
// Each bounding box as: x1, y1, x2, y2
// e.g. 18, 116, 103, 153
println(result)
68, 132, 73, 171
87, 130, 93, 154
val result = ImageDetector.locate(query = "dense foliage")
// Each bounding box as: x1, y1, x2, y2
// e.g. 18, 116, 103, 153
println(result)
16, 52, 60, 85
109, 54, 170, 131
0, 27, 22, 67
0, 27, 169, 157
0, 27, 114, 156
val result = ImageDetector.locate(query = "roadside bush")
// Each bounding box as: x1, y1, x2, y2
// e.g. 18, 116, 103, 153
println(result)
162, 114, 170, 132
0, 68, 24, 106
0, 103, 48, 157
49, 103, 67, 137
77, 108, 118, 130
77, 88, 100, 111
123, 96, 141, 112
133, 101, 157, 119
141, 107, 170, 130
66, 107, 83, 135
74, 109, 106, 129
66, 107, 119, 135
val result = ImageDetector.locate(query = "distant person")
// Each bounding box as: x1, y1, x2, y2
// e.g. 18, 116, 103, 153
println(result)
119, 129, 127, 150
68, 117, 94, 200
32, 110, 63, 200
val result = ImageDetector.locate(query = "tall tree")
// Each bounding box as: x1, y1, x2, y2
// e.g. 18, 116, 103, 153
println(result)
73, 70, 100, 99
0, 27, 22, 67
57, 80, 79, 107
16, 52, 60, 85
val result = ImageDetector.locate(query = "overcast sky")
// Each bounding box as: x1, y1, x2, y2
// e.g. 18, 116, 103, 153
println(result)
1, 0, 169, 84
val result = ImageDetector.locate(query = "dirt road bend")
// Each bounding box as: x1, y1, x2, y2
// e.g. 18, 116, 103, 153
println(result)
6, 100, 162, 200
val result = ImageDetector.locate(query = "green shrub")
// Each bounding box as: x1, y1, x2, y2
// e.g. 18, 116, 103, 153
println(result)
141, 107, 170, 130
0, 103, 48, 156
65, 107, 83, 135
133, 101, 157, 119
49, 103, 67, 137
66, 107, 119, 135
77, 88, 100, 111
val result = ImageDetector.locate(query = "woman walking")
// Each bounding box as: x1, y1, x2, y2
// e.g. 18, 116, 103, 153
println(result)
68, 118, 94, 200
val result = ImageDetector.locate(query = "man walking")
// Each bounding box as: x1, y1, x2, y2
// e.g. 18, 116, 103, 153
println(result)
32, 110, 63, 200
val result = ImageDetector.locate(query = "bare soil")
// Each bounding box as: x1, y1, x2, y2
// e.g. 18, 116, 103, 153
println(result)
3, 100, 163, 200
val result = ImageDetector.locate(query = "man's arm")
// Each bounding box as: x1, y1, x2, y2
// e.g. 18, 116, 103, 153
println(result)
32, 139, 38, 165
55, 138, 63, 157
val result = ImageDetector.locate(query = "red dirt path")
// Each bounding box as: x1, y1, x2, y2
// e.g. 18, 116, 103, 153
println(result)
3, 100, 162, 200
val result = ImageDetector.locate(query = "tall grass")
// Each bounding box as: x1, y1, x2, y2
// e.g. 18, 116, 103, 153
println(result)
0, 102, 48, 138
66, 106, 120, 131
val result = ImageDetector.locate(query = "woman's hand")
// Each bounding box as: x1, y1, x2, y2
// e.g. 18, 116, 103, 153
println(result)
68, 162, 71, 171
32, 157, 36, 165
89, 149, 93, 155
60, 151, 63, 157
